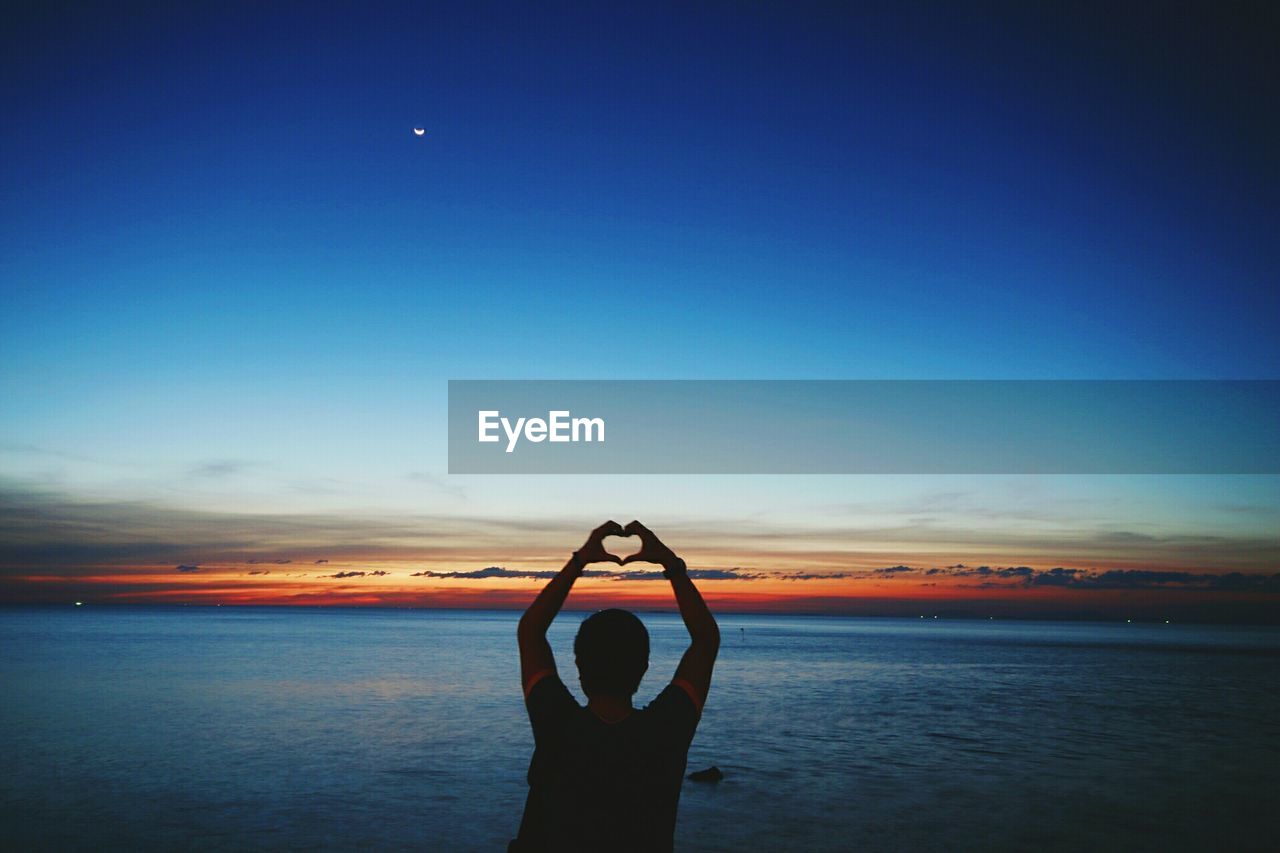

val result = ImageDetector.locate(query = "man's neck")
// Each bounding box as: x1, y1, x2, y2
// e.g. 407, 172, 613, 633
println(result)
587, 693, 634, 723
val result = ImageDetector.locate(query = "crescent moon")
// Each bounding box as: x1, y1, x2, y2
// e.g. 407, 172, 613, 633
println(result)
413, 127, 425, 136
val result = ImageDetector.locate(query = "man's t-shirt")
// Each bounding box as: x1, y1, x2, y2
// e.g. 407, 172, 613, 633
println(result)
511, 673, 701, 852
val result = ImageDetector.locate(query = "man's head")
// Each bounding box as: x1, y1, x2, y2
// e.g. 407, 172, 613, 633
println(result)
574, 608, 649, 699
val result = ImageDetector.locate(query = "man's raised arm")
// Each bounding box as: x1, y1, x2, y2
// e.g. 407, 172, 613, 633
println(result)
517, 520, 624, 695
622, 521, 720, 711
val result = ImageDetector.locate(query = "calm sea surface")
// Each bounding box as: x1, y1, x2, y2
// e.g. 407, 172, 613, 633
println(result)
2, 606, 1277, 851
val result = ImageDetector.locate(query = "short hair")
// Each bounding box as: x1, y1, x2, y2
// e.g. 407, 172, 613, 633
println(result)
574, 609, 649, 698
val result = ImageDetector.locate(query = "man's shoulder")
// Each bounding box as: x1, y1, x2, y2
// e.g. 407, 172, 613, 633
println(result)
635, 681, 701, 744
526, 673, 581, 730
643, 680, 701, 716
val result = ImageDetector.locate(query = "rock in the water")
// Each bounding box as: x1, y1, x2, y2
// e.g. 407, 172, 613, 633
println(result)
687, 766, 724, 783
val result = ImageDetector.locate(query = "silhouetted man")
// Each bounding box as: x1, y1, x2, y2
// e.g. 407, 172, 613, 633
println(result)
510, 520, 720, 852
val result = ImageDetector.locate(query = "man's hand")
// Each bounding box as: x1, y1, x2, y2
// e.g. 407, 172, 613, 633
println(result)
575, 520, 627, 567
620, 520, 684, 573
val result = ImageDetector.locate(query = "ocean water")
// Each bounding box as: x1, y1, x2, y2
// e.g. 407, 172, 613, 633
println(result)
2, 607, 1277, 851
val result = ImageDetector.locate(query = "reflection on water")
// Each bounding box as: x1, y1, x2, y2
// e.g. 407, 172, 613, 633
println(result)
2, 607, 1277, 851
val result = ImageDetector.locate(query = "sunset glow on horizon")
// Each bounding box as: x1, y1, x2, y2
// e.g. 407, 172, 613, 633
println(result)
7, 516, 1277, 621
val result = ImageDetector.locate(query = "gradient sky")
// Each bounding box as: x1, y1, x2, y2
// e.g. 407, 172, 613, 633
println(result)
2, 2, 1277, 619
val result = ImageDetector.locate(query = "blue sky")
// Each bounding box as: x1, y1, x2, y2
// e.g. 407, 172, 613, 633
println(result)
1, 2, 1277, 607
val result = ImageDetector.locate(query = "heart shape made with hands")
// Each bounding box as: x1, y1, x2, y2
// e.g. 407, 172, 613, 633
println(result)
601, 533, 644, 564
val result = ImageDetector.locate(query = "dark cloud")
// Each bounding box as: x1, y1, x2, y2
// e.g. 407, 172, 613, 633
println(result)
1029, 567, 1086, 587
325, 570, 389, 579
875, 565, 914, 574
315, 559, 328, 564
780, 572, 856, 581
608, 569, 764, 582
1210, 573, 1280, 592
966, 566, 1052, 583
0, 442, 98, 463
176, 564, 200, 572
412, 566, 560, 580
687, 569, 762, 581
928, 565, 1034, 579
1042, 569, 1280, 592
905, 564, 1280, 592
188, 460, 254, 478
1095, 531, 1158, 544
405, 472, 467, 500
247, 570, 270, 576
